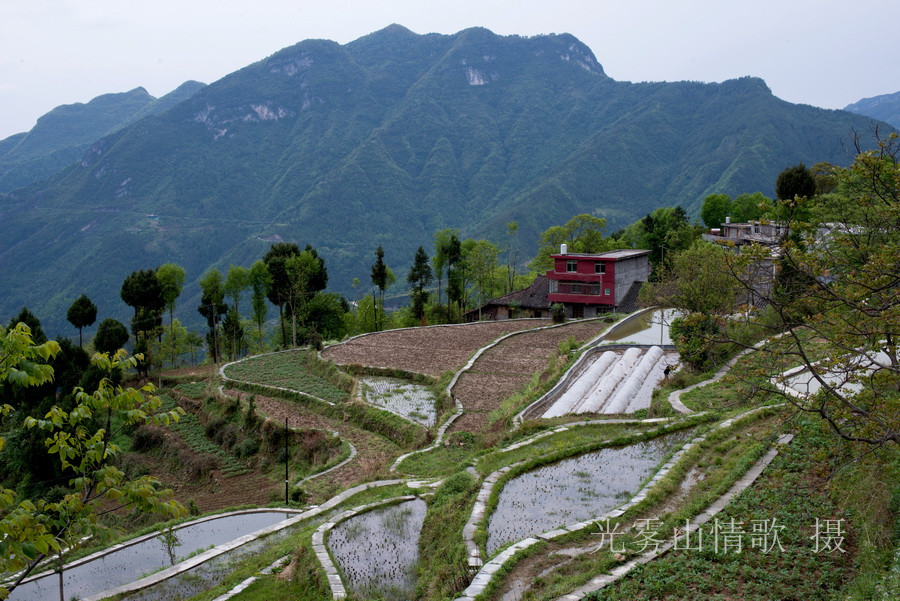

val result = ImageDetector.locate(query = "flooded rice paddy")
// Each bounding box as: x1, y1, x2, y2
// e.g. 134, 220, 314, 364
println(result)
8, 511, 295, 601
486, 431, 689, 555
601, 309, 680, 346
360, 376, 438, 427
328, 498, 428, 601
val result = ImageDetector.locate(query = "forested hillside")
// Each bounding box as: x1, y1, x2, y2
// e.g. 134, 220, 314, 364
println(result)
0, 25, 889, 333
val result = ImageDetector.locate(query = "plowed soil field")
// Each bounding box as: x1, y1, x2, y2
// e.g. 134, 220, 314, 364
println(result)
451, 319, 612, 433
322, 320, 550, 377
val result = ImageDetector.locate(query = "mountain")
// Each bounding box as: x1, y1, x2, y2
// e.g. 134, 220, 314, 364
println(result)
0, 25, 891, 334
0, 81, 206, 192
844, 91, 900, 130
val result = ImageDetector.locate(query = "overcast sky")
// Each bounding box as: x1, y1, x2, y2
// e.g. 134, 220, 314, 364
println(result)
1, 0, 897, 139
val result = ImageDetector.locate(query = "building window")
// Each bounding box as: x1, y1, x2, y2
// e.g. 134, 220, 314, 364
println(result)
566, 260, 577, 272
571, 283, 583, 294
604, 288, 611, 296
594, 262, 605, 274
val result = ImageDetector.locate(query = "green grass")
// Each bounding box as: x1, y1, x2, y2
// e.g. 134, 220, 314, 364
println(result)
584, 419, 867, 601
160, 394, 251, 477
225, 350, 351, 403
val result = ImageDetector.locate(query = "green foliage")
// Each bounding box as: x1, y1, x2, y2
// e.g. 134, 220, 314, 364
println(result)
700, 193, 731, 229
0, 29, 882, 335
550, 302, 566, 323
530, 214, 617, 272
198, 268, 227, 362
224, 350, 352, 403
93, 318, 129, 355
730, 191, 769, 222
1, 350, 185, 597
775, 162, 816, 201
121, 268, 164, 340
670, 312, 723, 371
408, 246, 433, 323
640, 240, 736, 315
66, 294, 97, 347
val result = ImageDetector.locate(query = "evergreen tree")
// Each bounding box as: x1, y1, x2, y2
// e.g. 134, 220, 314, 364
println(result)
248, 260, 272, 352
7, 307, 47, 344
93, 318, 129, 355
370, 246, 389, 331
66, 294, 97, 347
407, 246, 433, 324
120, 269, 165, 341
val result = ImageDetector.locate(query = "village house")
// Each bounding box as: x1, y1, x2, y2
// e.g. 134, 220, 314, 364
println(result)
546, 246, 650, 318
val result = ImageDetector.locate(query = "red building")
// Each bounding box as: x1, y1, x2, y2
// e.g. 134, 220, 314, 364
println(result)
546, 246, 650, 318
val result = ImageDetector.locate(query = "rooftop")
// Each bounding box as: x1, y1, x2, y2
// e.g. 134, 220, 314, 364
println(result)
551, 249, 650, 260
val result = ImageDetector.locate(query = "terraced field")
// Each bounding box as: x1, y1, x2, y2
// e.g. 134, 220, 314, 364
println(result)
321, 320, 550, 376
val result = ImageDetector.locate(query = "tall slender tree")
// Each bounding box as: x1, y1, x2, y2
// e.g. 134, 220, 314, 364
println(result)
156, 263, 185, 367
66, 294, 97, 347
263, 243, 301, 348
224, 265, 250, 358
370, 246, 389, 331
197, 268, 227, 363
248, 260, 272, 352
407, 246, 433, 324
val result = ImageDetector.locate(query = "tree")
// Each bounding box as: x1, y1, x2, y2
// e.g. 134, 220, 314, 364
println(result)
248, 260, 272, 352
467, 240, 500, 320
775, 163, 816, 201
154, 318, 190, 369
407, 246, 433, 324
700, 193, 732, 229
66, 294, 97, 347
530, 214, 616, 272
156, 263, 185, 368
197, 268, 227, 363
224, 265, 250, 358
1, 351, 185, 598
263, 243, 301, 348
370, 246, 389, 331
7, 307, 47, 344
640, 241, 737, 316
221, 308, 244, 360
727, 133, 900, 445
731, 192, 768, 223
284, 251, 323, 347
93, 318, 129, 355
505, 221, 519, 293
433, 228, 456, 311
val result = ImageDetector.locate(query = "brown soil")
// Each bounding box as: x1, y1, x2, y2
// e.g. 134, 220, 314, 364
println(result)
321, 320, 549, 377
451, 320, 611, 433
221, 389, 404, 503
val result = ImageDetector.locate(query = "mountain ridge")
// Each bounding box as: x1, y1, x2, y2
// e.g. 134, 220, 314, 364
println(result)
0, 26, 891, 335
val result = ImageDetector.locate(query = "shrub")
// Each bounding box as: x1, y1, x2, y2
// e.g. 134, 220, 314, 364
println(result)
233, 436, 261, 459
183, 454, 219, 480
550, 303, 566, 323
131, 425, 166, 451
204, 415, 227, 439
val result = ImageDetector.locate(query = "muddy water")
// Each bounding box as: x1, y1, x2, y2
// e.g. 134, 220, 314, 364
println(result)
360, 376, 438, 427
486, 431, 689, 555
328, 498, 427, 601
8, 511, 295, 601
602, 309, 680, 346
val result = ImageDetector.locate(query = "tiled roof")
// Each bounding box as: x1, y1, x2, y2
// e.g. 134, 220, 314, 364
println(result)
484, 275, 550, 310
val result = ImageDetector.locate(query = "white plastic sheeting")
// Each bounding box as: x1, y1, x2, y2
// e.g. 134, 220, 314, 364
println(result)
576, 347, 643, 414
604, 346, 664, 414
542, 351, 618, 418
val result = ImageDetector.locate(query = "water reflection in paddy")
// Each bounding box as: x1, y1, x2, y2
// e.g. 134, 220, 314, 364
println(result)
486, 431, 688, 555
328, 498, 427, 601
9, 511, 295, 601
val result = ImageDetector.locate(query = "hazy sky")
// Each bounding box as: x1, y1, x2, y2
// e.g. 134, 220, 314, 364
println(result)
1, 0, 897, 139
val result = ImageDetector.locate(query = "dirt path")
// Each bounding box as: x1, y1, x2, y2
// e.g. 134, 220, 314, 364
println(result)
451, 320, 612, 434
322, 320, 549, 377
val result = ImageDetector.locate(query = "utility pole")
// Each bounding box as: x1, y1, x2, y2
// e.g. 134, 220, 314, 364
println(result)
284, 417, 289, 506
